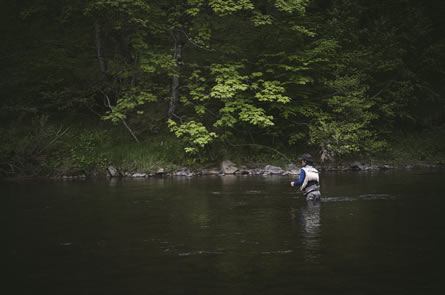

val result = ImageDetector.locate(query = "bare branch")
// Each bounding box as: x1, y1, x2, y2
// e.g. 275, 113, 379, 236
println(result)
102, 91, 140, 143
180, 29, 215, 52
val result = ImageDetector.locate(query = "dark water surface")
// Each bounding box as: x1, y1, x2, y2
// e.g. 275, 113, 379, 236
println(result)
4, 170, 445, 294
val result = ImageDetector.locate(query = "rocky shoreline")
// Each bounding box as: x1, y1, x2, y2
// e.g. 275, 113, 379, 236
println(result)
51, 160, 444, 180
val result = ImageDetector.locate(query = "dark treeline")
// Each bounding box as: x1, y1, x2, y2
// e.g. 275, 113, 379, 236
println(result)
1, 0, 444, 175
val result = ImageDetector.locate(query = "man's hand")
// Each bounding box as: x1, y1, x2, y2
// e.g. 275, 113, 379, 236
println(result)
290, 181, 295, 187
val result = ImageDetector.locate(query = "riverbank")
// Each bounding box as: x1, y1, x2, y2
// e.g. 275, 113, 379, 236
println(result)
2, 122, 445, 179
45, 159, 444, 180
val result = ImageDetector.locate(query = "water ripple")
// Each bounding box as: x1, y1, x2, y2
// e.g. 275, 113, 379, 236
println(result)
178, 250, 224, 256
261, 250, 293, 255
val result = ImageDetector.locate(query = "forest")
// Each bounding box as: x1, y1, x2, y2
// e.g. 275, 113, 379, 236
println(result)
1, 0, 444, 176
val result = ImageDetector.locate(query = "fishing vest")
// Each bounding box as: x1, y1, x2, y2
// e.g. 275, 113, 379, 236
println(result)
300, 165, 320, 193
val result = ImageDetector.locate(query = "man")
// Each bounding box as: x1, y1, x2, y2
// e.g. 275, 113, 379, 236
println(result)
290, 153, 321, 201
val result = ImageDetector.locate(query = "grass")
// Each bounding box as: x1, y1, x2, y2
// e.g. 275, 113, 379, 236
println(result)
108, 138, 183, 172
387, 126, 445, 163
2, 118, 444, 177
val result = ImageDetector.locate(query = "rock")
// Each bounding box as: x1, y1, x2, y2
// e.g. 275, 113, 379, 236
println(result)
286, 163, 298, 171
287, 169, 300, 175
201, 168, 220, 175
107, 165, 120, 177
221, 160, 238, 174
368, 165, 379, 170
131, 172, 147, 178
350, 162, 369, 171
264, 165, 284, 175
283, 164, 299, 175
175, 168, 194, 177
378, 164, 394, 170
59, 167, 86, 179
155, 168, 165, 176
249, 168, 264, 175
236, 166, 251, 175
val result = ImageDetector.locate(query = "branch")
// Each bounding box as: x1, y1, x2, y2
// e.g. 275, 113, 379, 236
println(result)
102, 91, 140, 143
180, 29, 215, 52
39, 126, 70, 153
369, 80, 395, 100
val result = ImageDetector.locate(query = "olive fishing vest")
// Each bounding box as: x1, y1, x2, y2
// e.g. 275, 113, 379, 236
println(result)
300, 165, 320, 194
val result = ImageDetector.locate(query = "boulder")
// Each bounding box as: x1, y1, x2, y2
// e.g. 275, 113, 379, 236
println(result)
264, 165, 284, 175
350, 162, 368, 171
249, 168, 264, 175
286, 163, 298, 171
287, 169, 301, 176
221, 160, 238, 174
378, 164, 394, 170
236, 166, 251, 175
175, 168, 194, 177
283, 164, 299, 175
107, 165, 120, 177
132, 172, 147, 178
155, 168, 165, 176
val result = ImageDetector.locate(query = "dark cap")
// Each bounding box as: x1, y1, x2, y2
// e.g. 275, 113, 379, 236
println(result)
298, 153, 314, 163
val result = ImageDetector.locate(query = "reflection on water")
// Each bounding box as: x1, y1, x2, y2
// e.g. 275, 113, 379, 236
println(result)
300, 201, 321, 263
220, 175, 237, 185
321, 194, 396, 202
4, 170, 445, 294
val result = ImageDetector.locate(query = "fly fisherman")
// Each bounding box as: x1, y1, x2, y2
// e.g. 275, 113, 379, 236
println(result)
290, 153, 321, 201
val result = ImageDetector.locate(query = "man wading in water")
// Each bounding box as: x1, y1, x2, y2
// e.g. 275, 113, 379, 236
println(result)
290, 153, 321, 201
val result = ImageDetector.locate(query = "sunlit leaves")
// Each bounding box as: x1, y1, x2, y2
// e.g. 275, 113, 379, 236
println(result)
139, 53, 176, 75
209, 0, 254, 16
274, 0, 309, 14
251, 11, 273, 26
186, 0, 204, 16
255, 81, 291, 103
168, 120, 217, 154
210, 64, 249, 99
290, 25, 316, 37
103, 91, 157, 123
214, 101, 274, 128
238, 103, 274, 127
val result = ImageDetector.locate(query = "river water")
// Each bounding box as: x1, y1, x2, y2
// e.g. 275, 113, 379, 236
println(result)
4, 170, 445, 294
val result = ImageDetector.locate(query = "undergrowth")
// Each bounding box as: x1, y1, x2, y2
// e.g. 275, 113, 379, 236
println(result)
1, 118, 444, 177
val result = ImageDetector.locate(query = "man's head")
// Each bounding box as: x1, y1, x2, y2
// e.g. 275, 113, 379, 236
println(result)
298, 153, 314, 166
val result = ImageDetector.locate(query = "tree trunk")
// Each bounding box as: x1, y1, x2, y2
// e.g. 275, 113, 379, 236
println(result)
96, 24, 139, 143
94, 21, 107, 78
168, 30, 183, 118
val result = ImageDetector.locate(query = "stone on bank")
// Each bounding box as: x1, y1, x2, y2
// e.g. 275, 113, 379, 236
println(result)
221, 160, 238, 174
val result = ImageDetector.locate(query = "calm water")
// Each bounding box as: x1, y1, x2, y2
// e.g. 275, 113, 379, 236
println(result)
4, 170, 445, 294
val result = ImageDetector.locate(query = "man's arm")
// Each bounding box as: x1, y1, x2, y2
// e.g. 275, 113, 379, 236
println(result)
291, 169, 305, 187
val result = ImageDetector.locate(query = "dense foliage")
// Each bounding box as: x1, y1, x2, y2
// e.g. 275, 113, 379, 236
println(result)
1, 0, 444, 175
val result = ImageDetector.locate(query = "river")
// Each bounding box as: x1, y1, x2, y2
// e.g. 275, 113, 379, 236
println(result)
4, 170, 444, 294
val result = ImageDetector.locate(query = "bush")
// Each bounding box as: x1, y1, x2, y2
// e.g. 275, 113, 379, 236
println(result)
0, 116, 69, 176
65, 129, 110, 172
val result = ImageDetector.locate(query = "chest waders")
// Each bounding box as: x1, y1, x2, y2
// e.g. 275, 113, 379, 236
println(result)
300, 166, 321, 201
